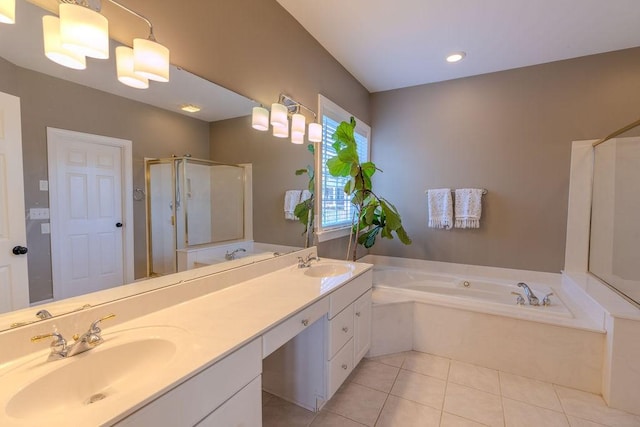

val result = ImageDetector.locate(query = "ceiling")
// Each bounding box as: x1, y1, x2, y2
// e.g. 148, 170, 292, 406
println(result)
0, 0, 256, 122
276, 0, 640, 93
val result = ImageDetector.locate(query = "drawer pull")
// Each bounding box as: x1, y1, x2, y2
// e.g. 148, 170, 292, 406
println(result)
301, 319, 309, 327
342, 326, 349, 333
355, 312, 361, 317
341, 364, 348, 370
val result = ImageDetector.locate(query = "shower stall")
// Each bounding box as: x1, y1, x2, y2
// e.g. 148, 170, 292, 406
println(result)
145, 157, 248, 276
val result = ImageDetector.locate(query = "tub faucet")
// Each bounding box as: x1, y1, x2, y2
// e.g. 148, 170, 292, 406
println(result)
225, 248, 246, 260
517, 282, 539, 306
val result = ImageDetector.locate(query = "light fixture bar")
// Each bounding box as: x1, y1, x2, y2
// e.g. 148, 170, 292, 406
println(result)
278, 94, 317, 121
106, 0, 155, 39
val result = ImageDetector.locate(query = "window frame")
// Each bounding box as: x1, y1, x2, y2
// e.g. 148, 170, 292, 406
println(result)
315, 95, 371, 242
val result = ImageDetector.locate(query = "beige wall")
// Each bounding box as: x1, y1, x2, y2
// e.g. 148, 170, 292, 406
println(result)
0, 58, 210, 302
369, 47, 640, 273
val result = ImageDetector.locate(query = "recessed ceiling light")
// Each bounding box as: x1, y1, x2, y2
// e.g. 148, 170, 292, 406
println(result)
446, 52, 466, 63
181, 104, 201, 113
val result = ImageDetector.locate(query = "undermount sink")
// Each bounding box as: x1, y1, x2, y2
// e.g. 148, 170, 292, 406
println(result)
304, 262, 354, 278
1, 326, 190, 423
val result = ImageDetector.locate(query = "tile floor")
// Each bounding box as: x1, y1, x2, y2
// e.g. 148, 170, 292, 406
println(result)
262, 351, 640, 427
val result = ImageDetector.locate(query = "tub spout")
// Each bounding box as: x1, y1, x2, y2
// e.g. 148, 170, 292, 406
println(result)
517, 282, 539, 306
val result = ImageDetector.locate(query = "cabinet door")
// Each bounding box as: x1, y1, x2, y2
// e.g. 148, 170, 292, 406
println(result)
353, 290, 372, 364
197, 376, 262, 427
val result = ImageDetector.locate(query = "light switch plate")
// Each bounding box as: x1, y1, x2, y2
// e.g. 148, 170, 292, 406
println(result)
30, 208, 50, 220
39, 180, 49, 191
41, 223, 50, 234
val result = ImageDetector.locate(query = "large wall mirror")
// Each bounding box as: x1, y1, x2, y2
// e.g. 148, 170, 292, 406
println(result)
589, 128, 640, 307
0, 0, 304, 330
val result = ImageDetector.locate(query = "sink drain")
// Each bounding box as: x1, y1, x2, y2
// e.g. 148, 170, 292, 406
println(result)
86, 393, 107, 404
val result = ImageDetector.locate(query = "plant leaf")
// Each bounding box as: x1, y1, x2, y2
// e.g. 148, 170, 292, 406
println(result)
327, 157, 351, 176
380, 199, 401, 230
361, 162, 376, 178
395, 226, 412, 244
295, 169, 307, 175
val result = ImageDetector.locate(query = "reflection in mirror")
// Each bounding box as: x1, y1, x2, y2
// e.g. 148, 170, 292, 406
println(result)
0, 1, 303, 330
146, 157, 249, 276
589, 133, 640, 307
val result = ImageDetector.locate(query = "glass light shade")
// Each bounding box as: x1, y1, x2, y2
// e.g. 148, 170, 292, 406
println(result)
116, 46, 149, 89
270, 103, 288, 128
291, 132, 304, 144
59, 3, 109, 59
273, 120, 289, 138
251, 106, 269, 131
133, 38, 170, 82
0, 0, 15, 24
291, 113, 306, 135
308, 122, 322, 142
42, 16, 86, 70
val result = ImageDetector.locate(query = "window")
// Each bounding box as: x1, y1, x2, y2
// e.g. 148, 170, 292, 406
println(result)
315, 95, 371, 242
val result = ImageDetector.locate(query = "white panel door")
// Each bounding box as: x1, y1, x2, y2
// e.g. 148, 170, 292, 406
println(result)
48, 128, 133, 299
0, 92, 29, 313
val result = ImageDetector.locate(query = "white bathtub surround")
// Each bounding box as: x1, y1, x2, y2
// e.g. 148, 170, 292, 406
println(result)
564, 140, 640, 415
364, 255, 606, 394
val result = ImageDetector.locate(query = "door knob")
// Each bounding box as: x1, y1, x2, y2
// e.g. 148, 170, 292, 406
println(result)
12, 246, 28, 255
115, 222, 123, 228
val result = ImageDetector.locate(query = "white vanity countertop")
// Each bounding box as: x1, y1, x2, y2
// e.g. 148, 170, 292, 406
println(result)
0, 259, 372, 427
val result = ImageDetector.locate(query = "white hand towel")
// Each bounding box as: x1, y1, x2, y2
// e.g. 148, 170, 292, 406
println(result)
427, 188, 453, 229
300, 190, 312, 202
455, 188, 483, 228
284, 190, 302, 220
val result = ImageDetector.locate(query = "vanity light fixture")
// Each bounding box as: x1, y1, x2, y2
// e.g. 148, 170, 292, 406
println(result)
116, 46, 149, 88
252, 94, 322, 144
41, 0, 170, 88
251, 106, 269, 131
446, 51, 466, 63
180, 104, 201, 113
0, 0, 15, 24
43, 15, 87, 70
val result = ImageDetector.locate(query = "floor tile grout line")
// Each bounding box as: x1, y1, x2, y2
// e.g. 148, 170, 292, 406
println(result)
372, 354, 405, 426
439, 360, 453, 426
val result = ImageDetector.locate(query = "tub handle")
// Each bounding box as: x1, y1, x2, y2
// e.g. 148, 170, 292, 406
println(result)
542, 292, 553, 306
511, 292, 525, 306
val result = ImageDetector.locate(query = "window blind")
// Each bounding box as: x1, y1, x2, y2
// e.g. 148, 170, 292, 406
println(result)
320, 115, 369, 229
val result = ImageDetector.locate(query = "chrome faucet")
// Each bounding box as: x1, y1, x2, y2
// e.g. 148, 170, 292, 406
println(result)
297, 253, 319, 268
517, 282, 539, 306
31, 314, 115, 361
225, 248, 246, 260
36, 309, 53, 320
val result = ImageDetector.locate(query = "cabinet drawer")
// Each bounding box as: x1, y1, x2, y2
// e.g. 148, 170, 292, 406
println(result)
262, 297, 329, 358
116, 338, 261, 426
329, 270, 372, 318
327, 338, 355, 399
328, 304, 353, 359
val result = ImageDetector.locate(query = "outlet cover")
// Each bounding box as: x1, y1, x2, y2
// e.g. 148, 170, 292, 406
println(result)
30, 208, 50, 220
41, 223, 50, 234
39, 180, 49, 191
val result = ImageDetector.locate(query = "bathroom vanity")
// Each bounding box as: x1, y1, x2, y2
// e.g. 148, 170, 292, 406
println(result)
0, 249, 372, 426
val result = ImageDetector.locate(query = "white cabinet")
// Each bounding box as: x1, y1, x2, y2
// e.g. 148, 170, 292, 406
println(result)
116, 338, 261, 427
353, 289, 372, 365
196, 376, 262, 427
263, 270, 373, 410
